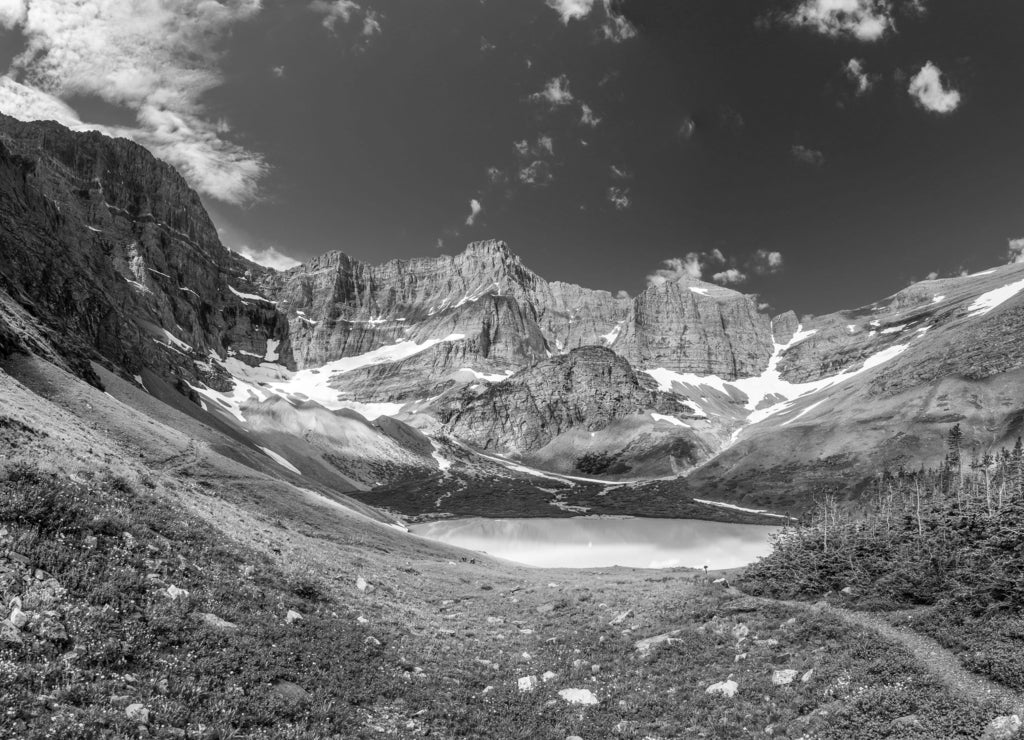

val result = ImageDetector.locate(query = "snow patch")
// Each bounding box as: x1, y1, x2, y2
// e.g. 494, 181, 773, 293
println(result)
694, 499, 793, 520
265, 339, 280, 363
880, 324, 906, 335
228, 285, 276, 304
257, 446, 301, 474
932, 295, 945, 304
601, 322, 624, 345
689, 287, 710, 296
967, 278, 1024, 317
650, 413, 690, 428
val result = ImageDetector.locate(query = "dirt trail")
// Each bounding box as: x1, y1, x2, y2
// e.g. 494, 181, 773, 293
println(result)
779, 598, 1024, 715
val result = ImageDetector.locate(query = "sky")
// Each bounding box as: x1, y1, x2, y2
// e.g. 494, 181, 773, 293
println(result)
0, 0, 1022, 316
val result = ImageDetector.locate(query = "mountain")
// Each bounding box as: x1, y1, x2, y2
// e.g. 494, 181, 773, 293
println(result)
4, 114, 1024, 517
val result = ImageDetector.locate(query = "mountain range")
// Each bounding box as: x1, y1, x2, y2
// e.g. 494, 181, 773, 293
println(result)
3, 112, 1024, 519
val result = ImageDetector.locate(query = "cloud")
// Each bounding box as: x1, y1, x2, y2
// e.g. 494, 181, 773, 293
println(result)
233, 245, 302, 271
751, 249, 784, 274
362, 10, 382, 36
678, 117, 696, 140
580, 103, 601, 127
272, 65, 286, 78
924, 271, 939, 280
310, 0, 359, 31
647, 250, 726, 286
0, 0, 266, 205
513, 137, 556, 187
712, 268, 747, 285
1009, 238, 1024, 264
610, 165, 631, 179
845, 58, 874, 95
791, 144, 825, 166
786, 0, 894, 41
546, 0, 595, 23
607, 186, 630, 210
600, 0, 636, 42
518, 160, 553, 186
465, 198, 482, 226
486, 166, 506, 184
545, 0, 636, 42
0, 0, 25, 29
908, 62, 961, 114
531, 75, 574, 107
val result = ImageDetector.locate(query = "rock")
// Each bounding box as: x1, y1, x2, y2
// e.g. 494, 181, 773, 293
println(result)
731, 623, 749, 642
705, 679, 739, 698
364, 636, 381, 647
536, 603, 555, 614
635, 629, 682, 654
983, 715, 1022, 740
356, 576, 369, 592
486, 616, 504, 624
772, 669, 799, 686
517, 676, 538, 692
32, 613, 67, 642
164, 585, 189, 601
285, 609, 303, 624
801, 668, 814, 683
541, 671, 557, 682
240, 565, 255, 578
22, 578, 66, 610
891, 715, 922, 730
195, 613, 239, 631
1, 620, 23, 645
734, 652, 748, 662
558, 688, 599, 706
8, 607, 28, 629
721, 596, 761, 613
125, 704, 150, 724
609, 609, 632, 626
272, 680, 310, 703
840, 586, 855, 596
357, 616, 369, 624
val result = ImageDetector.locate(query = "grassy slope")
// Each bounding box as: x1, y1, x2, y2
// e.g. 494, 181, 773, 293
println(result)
0, 355, 1011, 738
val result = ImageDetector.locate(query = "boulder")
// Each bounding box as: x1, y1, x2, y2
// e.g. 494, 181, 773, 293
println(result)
272, 680, 310, 703
558, 688, 599, 706
517, 676, 538, 692
983, 715, 1022, 740
705, 679, 739, 698
125, 704, 150, 724
772, 669, 798, 686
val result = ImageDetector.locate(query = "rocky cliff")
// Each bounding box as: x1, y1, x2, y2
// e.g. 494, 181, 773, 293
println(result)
438, 345, 694, 454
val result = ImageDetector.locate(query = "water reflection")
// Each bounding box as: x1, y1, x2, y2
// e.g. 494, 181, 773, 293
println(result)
411, 516, 778, 569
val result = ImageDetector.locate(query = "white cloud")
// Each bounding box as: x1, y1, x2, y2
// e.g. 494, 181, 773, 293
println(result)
310, 0, 360, 31
537, 135, 554, 154
545, 0, 635, 42
712, 268, 747, 285
0, 0, 25, 29
845, 58, 873, 95
545, 0, 595, 23
272, 65, 286, 78
580, 103, 601, 127
600, 0, 636, 42
465, 198, 482, 226
751, 249, 784, 274
518, 160, 552, 186
1008, 238, 1024, 264
607, 186, 630, 210
786, 0, 894, 41
647, 251, 726, 286
908, 62, 961, 114
531, 75, 574, 107
233, 245, 302, 271
486, 166, 505, 184
0, 0, 266, 205
791, 144, 825, 166
610, 165, 631, 179
362, 10, 382, 36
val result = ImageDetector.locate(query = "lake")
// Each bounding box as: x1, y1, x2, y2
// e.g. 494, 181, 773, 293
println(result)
410, 516, 779, 569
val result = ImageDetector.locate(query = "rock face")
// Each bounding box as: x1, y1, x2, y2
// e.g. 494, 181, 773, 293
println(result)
615, 277, 775, 377
0, 113, 289, 389
439, 346, 687, 454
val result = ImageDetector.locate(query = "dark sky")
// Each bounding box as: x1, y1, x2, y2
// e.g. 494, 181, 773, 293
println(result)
2, 1, 1023, 316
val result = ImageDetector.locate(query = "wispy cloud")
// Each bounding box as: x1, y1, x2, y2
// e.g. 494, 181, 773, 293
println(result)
1008, 238, 1024, 264
580, 103, 601, 127
607, 186, 630, 210
0, 0, 266, 205
465, 198, 483, 226
751, 250, 785, 274
647, 249, 784, 288
908, 62, 961, 114
785, 0, 894, 41
845, 58, 874, 95
310, 0, 381, 39
791, 144, 825, 166
233, 245, 302, 271
712, 268, 747, 285
513, 137, 556, 187
545, 0, 636, 42
531, 75, 574, 107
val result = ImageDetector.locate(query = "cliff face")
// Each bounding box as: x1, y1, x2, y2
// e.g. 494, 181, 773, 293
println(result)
0, 114, 288, 389
438, 345, 691, 454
